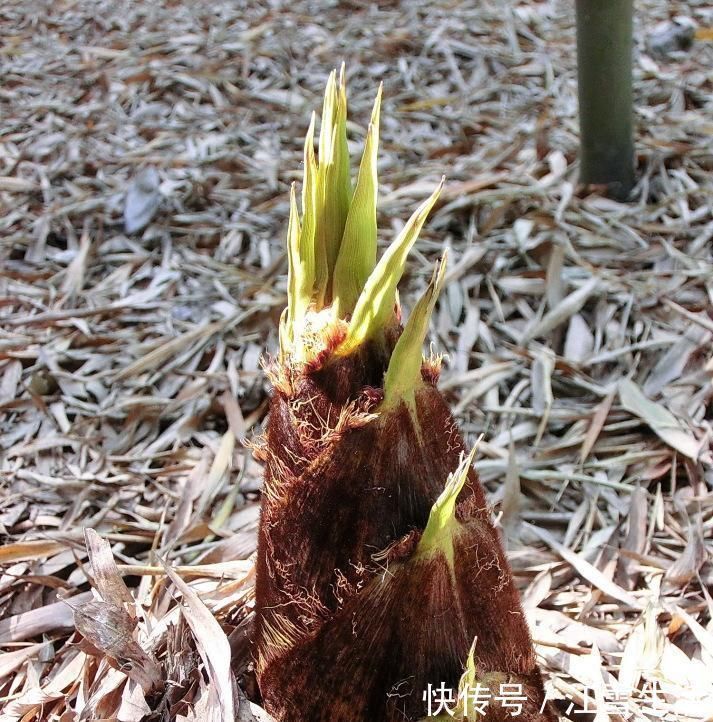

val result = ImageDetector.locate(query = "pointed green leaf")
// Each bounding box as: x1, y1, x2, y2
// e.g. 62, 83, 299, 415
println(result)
285, 183, 311, 349
416, 446, 477, 567
382, 252, 447, 409
337, 62, 351, 203
301, 112, 323, 307
341, 178, 444, 352
314, 70, 351, 301
453, 640, 480, 721
418, 639, 479, 722
332, 84, 382, 317
278, 307, 290, 361
301, 112, 316, 219
460, 638, 478, 693
286, 185, 299, 341
331, 71, 351, 262
318, 70, 337, 169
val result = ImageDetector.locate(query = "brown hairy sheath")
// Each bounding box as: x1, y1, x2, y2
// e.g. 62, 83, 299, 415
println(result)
252, 70, 556, 722
254, 334, 557, 721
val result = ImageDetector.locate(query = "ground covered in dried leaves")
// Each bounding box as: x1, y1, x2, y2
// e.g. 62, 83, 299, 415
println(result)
1, 1, 713, 720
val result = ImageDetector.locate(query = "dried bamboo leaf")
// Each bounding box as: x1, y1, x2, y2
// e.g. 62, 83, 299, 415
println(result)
0, 592, 92, 643
521, 277, 599, 343
1, 3, 710, 719
580, 391, 615, 463
161, 558, 236, 722
615, 487, 648, 590
73, 598, 162, 693
124, 167, 161, 234
84, 528, 135, 608
664, 516, 707, 588
526, 523, 643, 609
0, 539, 69, 564
619, 379, 702, 460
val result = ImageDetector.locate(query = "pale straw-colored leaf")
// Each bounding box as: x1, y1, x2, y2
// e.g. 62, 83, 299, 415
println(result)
521, 276, 599, 343
619, 378, 702, 460
161, 558, 236, 722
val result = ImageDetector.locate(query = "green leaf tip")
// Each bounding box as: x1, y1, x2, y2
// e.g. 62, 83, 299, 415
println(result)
340, 177, 444, 353
282, 182, 317, 359
316, 68, 351, 300
416, 638, 480, 722
382, 251, 447, 409
299, 112, 319, 303
453, 640, 480, 721
332, 83, 382, 317
281, 71, 445, 367
417, 443, 478, 566
461, 637, 478, 691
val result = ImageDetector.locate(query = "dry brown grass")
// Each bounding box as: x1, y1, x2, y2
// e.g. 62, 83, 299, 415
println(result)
1, 0, 712, 719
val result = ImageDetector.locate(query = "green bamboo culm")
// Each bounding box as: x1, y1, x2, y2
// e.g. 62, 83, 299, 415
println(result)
575, 0, 635, 200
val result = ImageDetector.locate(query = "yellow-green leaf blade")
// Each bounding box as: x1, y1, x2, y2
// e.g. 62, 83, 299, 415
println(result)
382, 252, 447, 408
284, 183, 306, 348
342, 178, 444, 351
302, 111, 327, 307
332, 84, 382, 317
618, 378, 702, 460
314, 69, 351, 301
300, 112, 318, 292
416, 445, 477, 566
